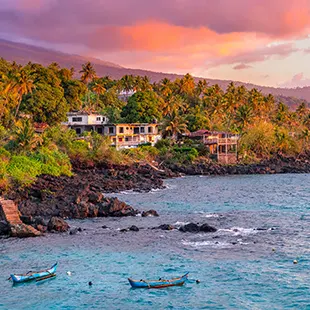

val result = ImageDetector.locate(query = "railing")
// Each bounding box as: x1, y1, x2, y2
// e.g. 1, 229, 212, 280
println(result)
218, 138, 238, 145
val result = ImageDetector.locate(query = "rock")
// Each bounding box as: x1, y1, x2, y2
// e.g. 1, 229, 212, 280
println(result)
36, 224, 47, 233
33, 216, 47, 227
157, 224, 174, 231
142, 210, 159, 217
199, 223, 217, 233
129, 225, 139, 232
179, 223, 200, 233
88, 192, 104, 204
10, 223, 41, 238
69, 228, 79, 235
106, 198, 137, 217
78, 227, 82, 232
0, 220, 10, 235
119, 228, 127, 233
47, 217, 69, 232
101, 225, 108, 229
20, 215, 33, 225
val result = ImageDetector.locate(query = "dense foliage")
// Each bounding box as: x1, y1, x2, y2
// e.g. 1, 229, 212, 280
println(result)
1, 58, 310, 191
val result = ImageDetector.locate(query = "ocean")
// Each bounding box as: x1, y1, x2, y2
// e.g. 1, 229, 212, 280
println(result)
0, 174, 309, 309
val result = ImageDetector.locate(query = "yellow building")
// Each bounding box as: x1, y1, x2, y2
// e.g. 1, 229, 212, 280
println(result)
103, 123, 161, 150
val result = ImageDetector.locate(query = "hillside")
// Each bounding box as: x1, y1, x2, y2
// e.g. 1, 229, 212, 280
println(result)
1, 39, 310, 105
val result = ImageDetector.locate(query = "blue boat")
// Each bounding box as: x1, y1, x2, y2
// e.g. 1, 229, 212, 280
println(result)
10, 263, 58, 283
128, 272, 189, 288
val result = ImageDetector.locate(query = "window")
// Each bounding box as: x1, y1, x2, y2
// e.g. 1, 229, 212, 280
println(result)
97, 127, 103, 134
102, 117, 105, 122
75, 128, 81, 135
96, 116, 101, 121
148, 126, 153, 133
134, 127, 140, 134
125, 137, 129, 142
119, 127, 124, 134
119, 138, 123, 142
72, 117, 82, 122
109, 127, 114, 134
140, 127, 145, 133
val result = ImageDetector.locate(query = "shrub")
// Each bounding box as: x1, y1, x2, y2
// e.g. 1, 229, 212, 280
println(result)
7, 156, 42, 187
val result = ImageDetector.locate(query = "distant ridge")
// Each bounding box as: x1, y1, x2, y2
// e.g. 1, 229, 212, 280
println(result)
1, 38, 310, 106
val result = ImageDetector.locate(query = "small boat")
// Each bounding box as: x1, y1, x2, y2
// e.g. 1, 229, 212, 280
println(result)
10, 263, 58, 284
128, 272, 189, 289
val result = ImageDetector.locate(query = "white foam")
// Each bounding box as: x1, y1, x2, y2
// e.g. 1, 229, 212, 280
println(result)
182, 240, 232, 248
173, 221, 190, 227
218, 227, 258, 236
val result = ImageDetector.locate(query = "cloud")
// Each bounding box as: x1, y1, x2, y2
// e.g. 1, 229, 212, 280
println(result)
233, 64, 252, 70
0, 0, 309, 84
280, 73, 310, 88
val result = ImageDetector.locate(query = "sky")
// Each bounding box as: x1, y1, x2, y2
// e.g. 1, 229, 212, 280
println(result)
1, 0, 310, 88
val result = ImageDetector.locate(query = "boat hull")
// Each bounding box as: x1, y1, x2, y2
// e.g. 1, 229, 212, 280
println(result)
128, 272, 189, 289
10, 263, 58, 283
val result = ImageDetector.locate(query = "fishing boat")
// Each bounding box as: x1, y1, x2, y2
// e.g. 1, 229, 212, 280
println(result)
10, 263, 58, 283
128, 272, 189, 288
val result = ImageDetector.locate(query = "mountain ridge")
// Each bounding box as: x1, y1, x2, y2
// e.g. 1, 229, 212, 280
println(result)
1, 38, 310, 105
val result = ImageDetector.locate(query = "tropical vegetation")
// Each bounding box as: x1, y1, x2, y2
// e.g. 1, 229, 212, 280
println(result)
1, 57, 310, 192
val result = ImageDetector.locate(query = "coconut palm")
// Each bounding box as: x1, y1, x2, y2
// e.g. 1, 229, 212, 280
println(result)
80, 62, 97, 84
12, 119, 42, 152
235, 104, 254, 132
13, 69, 35, 119
163, 111, 189, 140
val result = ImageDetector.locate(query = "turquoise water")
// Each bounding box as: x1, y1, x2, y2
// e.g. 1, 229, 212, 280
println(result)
0, 174, 310, 309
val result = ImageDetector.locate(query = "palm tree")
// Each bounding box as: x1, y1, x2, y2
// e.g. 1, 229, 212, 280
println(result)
162, 95, 186, 117
80, 62, 97, 105
91, 81, 106, 109
120, 75, 135, 94
163, 111, 189, 140
235, 104, 254, 132
80, 62, 97, 84
13, 119, 42, 152
13, 69, 35, 119
159, 78, 173, 98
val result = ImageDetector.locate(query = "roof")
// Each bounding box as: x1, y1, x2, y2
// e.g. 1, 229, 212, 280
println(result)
67, 111, 104, 116
188, 130, 239, 137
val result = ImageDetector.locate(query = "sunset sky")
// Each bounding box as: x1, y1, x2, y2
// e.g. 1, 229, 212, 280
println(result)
1, 0, 310, 87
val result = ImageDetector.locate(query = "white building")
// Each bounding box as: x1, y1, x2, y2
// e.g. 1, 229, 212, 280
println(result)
62, 112, 109, 135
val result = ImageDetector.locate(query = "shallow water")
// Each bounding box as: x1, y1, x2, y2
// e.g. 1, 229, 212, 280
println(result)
0, 174, 310, 309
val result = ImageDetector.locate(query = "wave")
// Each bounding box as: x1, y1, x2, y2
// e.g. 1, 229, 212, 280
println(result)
182, 240, 232, 248
218, 227, 258, 236
173, 221, 191, 227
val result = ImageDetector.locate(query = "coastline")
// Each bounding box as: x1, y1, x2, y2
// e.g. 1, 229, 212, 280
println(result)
1, 154, 310, 238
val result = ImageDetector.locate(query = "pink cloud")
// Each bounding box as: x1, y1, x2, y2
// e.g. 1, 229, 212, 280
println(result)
280, 73, 310, 88
0, 0, 309, 81
233, 64, 252, 70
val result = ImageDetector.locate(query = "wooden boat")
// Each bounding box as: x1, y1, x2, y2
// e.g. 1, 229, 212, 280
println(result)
10, 263, 58, 283
128, 272, 189, 288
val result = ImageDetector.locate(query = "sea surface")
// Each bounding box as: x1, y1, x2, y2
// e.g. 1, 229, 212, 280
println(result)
0, 174, 310, 310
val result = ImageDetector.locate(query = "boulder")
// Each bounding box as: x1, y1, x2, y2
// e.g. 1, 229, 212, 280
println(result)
47, 217, 69, 232
88, 192, 104, 204
20, 215, 33, 225
156, 224, 174, 231
142, 210, 159, 217
179, 223, 200, 233
199, 223, 217, 233
10, 223, 41, 238
129, 225, 139, 232
36, 224, 47, 233
69, 228, 79, 235
0, 220, 10, 235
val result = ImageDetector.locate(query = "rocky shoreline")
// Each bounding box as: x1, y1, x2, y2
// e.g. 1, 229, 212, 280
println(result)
0, 163, 173, 237
1, 155, 310, 238
167, 154, 310, 175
